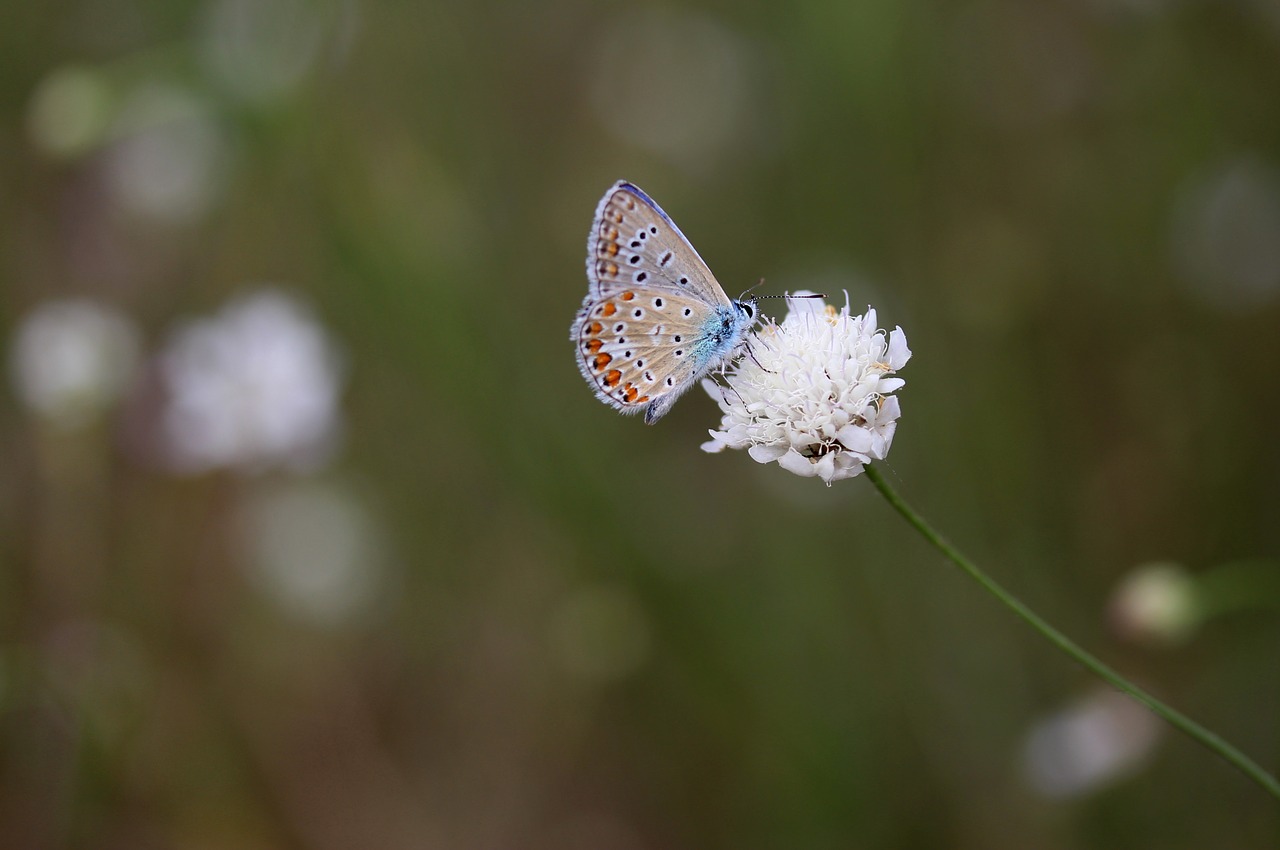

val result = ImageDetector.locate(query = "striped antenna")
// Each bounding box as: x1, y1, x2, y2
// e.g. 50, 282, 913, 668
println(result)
741, 278, 825, 300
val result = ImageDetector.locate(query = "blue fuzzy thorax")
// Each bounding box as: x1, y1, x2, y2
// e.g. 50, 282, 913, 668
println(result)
693, 302, 755, 368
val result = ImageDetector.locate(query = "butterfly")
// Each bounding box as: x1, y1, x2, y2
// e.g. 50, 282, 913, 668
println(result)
571, 181, 758, 424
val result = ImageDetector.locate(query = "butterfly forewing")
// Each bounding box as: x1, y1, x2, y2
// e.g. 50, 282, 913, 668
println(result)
587, 182, 730, 307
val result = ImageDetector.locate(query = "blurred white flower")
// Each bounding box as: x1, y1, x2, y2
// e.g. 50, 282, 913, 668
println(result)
1171, 155, 1280, 312
103, 83, 230, 223
9, 299, 141, 430
1108, 562, 1200, 646
198, 0, 326, 103
1023, 689, 1162, 798
588, 8, 765, 172
239, 480, 384, 626
159, 289, 344, 473
701, 293, 911, 485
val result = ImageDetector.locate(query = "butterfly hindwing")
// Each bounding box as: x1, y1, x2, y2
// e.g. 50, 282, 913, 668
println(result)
573, 289, 713, 419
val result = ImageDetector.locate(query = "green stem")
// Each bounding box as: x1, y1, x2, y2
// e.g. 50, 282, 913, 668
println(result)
862, 464, 1280, 802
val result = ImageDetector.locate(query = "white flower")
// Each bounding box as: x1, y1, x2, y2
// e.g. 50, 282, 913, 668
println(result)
701, 292, 911, 485
1023, 689, 1162, 798
238, 480, 385, 626
1108, 562, 1200, 645
159, 289, 344, 473
9, 299, 141, 430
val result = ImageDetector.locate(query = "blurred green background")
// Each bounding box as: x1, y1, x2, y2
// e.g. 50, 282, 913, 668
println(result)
3, 0, 1280, 847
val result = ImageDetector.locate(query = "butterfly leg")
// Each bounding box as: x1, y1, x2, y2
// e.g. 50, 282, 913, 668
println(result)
744, 339, 773, 374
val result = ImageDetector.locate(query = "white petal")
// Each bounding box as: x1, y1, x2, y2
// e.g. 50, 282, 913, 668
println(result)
850, 377, 880, 401
869, 422, 896, 459
724, 423, 753, 445
748, 442, 789, 463
836, 424, 874, 453
701, 431, 729, 453
887, 328, 911, 368
814, 452, 837, 484
778, 449, 819, 477
829, 460, 866, 482
879, 377, 905, 393
878, 395, 902, 421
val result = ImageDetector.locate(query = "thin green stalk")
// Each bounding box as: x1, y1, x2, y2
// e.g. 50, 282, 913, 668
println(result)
862, 464, 1280, 802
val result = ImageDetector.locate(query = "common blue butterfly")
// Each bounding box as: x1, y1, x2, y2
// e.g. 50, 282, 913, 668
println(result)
571, 181, 757, 424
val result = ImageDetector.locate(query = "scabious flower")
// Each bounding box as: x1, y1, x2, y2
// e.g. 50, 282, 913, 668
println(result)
9, 299, 141, 430
158, 289, 344, 473
1022, 688, 1162, 798
1108, 562, 1200, 646
700, 292, 911, 485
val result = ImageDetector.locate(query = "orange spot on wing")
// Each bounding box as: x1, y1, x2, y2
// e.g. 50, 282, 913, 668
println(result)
604, 370, 622, 388
624, 385, 639, 402
601, 302, 616, 317
589, 321, 602, 334
604, 241, 619, 256
605, 262, 619, 277
586, 339, 603, 353
620, 291, 635, 301
636, 395, 649, 403
593, 352, 612, 371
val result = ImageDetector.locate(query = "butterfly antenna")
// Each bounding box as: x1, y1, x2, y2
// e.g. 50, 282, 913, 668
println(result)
738, 278, 767, 300
739, 276, 828, 302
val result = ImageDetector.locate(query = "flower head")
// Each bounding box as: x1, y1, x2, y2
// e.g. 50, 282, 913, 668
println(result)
9, 299, 141, 430
1022, 688, 1162, 798
1108, 562, 1201, 645
701, 292, 911, 485
159, 289, 344, 473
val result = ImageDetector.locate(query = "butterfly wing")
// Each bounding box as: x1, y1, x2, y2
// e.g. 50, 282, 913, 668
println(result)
585, 181, 732, 307
574, 181, 753, 424
573, 289, 732, 423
